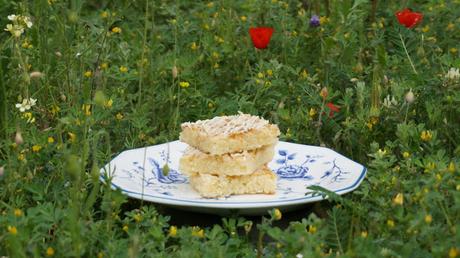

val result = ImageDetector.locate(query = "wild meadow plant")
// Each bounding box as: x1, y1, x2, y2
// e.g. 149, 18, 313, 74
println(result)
0, 0, 459, 257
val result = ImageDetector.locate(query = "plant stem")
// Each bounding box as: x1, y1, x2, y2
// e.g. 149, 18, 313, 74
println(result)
138, 0, 150, 107
399, 33, 418, 75
316, 99, 325, 144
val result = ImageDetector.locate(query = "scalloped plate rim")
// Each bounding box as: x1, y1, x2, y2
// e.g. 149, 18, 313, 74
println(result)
100, 141, 367, 210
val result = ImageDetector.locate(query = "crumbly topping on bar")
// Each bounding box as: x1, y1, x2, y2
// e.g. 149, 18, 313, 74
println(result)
181, 113, 270, 136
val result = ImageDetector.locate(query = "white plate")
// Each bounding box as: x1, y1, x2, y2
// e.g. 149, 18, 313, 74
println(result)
100, 141, 367, 215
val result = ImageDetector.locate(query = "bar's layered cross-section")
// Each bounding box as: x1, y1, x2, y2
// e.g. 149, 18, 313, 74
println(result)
179, 144, 275, 176
189, 165, 276, 198
179, 113, 280, 198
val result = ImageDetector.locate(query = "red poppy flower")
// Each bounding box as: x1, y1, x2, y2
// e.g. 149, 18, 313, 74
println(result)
395, 9, 423, 28
249, 27, 274, 49
326, 102, 340, 118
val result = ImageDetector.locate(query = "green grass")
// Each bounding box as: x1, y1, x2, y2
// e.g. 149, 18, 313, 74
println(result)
1, 0, 459, 257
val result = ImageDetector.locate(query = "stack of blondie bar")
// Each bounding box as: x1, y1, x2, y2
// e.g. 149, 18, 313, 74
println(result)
179, 113, 280, 198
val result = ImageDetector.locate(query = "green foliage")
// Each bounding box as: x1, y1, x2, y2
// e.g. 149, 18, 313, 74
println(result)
1, 0, 460, 257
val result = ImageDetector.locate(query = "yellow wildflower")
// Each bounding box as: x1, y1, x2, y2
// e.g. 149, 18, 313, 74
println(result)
319, 16, 328, 25
213, 63, 219, 69
18, 153, 25, 161
266, 69, 273, 76
191, 226, 205, 238
32, 145, 42, 152
168, 226, 177, 237
393, 193, 404, 206
50, 105, 60, 116
377, 149, 387, 157
447, 23, 455, 31
212, 52, 219, 59
387, 219, 395, 228
203, 23, 210, 30
403, 152, 410, 159
82, 104, 91, 116
450, 48, 458, 55
116, 113, 124, 120
422, 25, 430, 33
300, 69, 308, 79
46, 247, 55, 256
361, 231, 368, 238
448, 162, 456, 173
101, 11, 109, 18
264, 81, 271, 87
179, 81, 190, 88
309, 108, 317, 118
22, 112, 35, 123
207, 2, 214, 8
308, 225, 317, 234
425, 162, 436, 172
7, 225, 17, 235
240, 16, 247, 22
122, 225, 128, 232
257, 72, 264, 78
449, 247, 459, 258
104, 99, 113, 109
14, 209, 23, 217
97, 252, 104, 258
273, 208, 282, 220
68, 132, 76, 143
424, 214, 432, 224
119, 66, 128, 73
100, 62, 108, 70
420, 130, 432, 142
84, 70, 92, 78
133, 214, 142, 223
190, 42, 198, 50
214, 36, 224, 44
48, 137, 55, 144
111, 26, 121, 33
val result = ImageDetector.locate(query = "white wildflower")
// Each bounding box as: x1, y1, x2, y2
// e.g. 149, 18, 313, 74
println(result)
4, 14, 32, 37
23, 16, 33, 28
445, 67, 460, 81
15, 98, 37, 112
5, 23, 24, 37
383, 95, 398, 108
7, 14, 18, 21
296, 254, 304, 258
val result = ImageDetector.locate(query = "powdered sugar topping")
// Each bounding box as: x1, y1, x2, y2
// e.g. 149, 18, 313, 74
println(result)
181, 113, 270, 136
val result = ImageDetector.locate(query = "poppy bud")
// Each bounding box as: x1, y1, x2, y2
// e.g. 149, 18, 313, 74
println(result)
29, 71, 44, 79
15, 131, 24, 145
320, 87, 328, 100
405, 89, 415, 103
172, 66, 178, 79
